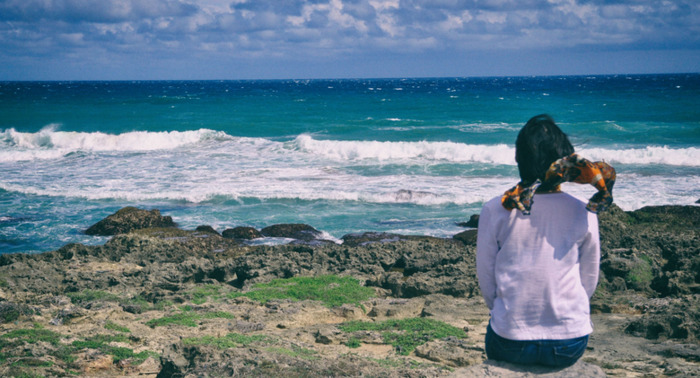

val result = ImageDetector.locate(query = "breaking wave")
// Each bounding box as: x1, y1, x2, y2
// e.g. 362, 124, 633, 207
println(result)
2, 128, 698, 167
0, 126, 231, 162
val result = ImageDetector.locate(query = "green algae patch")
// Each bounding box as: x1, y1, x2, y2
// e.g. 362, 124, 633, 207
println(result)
1, 326, 63, 347
189, 284, 225, 304
265, 345, 319, 360
145, 307, 235, 328
1, 324, 158, 376
66, 289, 121, 305
104, 321, 131, 333
65, 289, 172, 314
183, 332, 271, 349
339, 318, 467, 355
228, 275, 374, 308
71, 334, 157, 363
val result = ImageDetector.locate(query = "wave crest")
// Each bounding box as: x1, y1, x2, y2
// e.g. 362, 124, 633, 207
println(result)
293, 134, 514, 164
2, 129, 698, 167
293, 135, 700, 166
0, 127, 232, 162
581, 146, 700, 166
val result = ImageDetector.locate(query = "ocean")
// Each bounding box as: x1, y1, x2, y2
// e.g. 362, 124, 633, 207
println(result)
1, 74, 699, 254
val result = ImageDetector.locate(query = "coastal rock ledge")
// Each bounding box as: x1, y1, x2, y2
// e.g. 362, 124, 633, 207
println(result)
0, 204, 699, 377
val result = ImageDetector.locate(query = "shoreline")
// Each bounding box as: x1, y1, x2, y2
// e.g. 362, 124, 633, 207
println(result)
0, 204, 698, 376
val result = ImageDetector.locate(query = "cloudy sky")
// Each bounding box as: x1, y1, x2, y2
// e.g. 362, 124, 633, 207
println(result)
1, 0, 699, 80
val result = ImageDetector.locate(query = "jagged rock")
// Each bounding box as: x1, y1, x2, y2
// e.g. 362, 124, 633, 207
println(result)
49, 305, 84, 325
222, 226, 262, 240
231, 320, 265, 333
331, 304, 365, 319
341, 232, 444, 247
600, 248, 654, 292
414, 337, 483, 367
457, 214, 479, 228
158, 343, 196, 378
341, 232, 403, 247
648, 341, 700, 362
121, 303, 143, 314
260, 223, 322, 241
158, 339, 447, 377
85, 207, 176, 236
453, 229, 477, 245
366, 297, 424, 320
449, 359, 606, 377
314, 327, 339, 344
195, 225, 219, 235
596, 204, 700, 298
629, 205, 700, 229
0, 302, 33, 323
624, 296, 700, 342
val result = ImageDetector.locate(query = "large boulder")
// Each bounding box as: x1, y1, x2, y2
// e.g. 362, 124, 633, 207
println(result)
85, 207, 177, 236
222, 226, 262, 240
457, 214, 480, 228
260, 223, 322, 241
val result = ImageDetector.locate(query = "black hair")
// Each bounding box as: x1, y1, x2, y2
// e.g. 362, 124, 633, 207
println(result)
515, 114, 574, 184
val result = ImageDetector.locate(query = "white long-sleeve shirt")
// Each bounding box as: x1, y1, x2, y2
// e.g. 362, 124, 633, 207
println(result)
476, 192, 600, 341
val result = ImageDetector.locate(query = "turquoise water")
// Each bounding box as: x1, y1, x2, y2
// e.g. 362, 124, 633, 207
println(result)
1, 74, 699, 253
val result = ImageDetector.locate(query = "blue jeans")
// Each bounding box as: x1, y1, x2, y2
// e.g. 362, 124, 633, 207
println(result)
485, 323, 588, 368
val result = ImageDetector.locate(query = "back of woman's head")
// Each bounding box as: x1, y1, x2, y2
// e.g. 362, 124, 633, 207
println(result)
515, 114, 574, 183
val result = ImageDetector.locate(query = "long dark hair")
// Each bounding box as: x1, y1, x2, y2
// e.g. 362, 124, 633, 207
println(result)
515, 114, 574, 184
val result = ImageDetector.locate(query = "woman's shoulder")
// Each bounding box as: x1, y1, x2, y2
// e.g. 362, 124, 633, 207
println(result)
483, 195, 508, 210
548, 192, 588, 207
480, 195, 514, 221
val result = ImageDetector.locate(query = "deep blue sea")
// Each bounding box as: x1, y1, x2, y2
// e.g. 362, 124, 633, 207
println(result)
1, 74, 699, 254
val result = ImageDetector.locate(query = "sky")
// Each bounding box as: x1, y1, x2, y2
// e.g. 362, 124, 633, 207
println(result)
1, 0, 699, 80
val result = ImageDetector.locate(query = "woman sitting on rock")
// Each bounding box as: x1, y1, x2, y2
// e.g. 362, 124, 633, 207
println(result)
476, 114, 602, 367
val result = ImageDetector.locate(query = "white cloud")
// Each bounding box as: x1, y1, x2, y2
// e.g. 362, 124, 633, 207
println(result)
476, 10, 507, 24
0, 0, 698, 78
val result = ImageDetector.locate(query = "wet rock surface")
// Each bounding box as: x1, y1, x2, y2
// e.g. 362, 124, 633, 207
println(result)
84, 207, 177, 236
0, 204, 699, 377
260, 223, 324, 241
222, 226, 262, 240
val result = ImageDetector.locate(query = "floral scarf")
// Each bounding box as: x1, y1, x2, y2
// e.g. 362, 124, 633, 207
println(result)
502, 154, 616, 215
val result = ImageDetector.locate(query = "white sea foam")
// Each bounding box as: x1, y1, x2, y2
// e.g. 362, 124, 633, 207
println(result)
6, 165, 696, 212
293, 134, 515, 164
294, 135, 700, 166
0, 127, 232, 161
2, 129, 699, 168
1, 131, 699, 213
580, 146, 700, 166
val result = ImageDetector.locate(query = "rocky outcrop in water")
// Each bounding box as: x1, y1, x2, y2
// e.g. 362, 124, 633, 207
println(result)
84, 207, 177, 236
221, 226, 262, 240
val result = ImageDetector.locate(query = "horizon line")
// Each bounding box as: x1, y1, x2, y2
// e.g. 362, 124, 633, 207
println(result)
2, 71, 699, 83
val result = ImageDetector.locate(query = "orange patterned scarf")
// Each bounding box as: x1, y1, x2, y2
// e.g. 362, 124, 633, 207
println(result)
502, 154, 616, 215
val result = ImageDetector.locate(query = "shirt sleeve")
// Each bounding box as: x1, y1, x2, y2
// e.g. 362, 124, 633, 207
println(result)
579, 212, 601, 298
476, 201, 499, 310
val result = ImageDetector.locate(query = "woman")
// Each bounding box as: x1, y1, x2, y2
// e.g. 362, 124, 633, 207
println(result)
476, 114, 601, 367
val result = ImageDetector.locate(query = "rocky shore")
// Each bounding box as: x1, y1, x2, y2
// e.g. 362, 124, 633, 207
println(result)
0, 204, 698, 377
